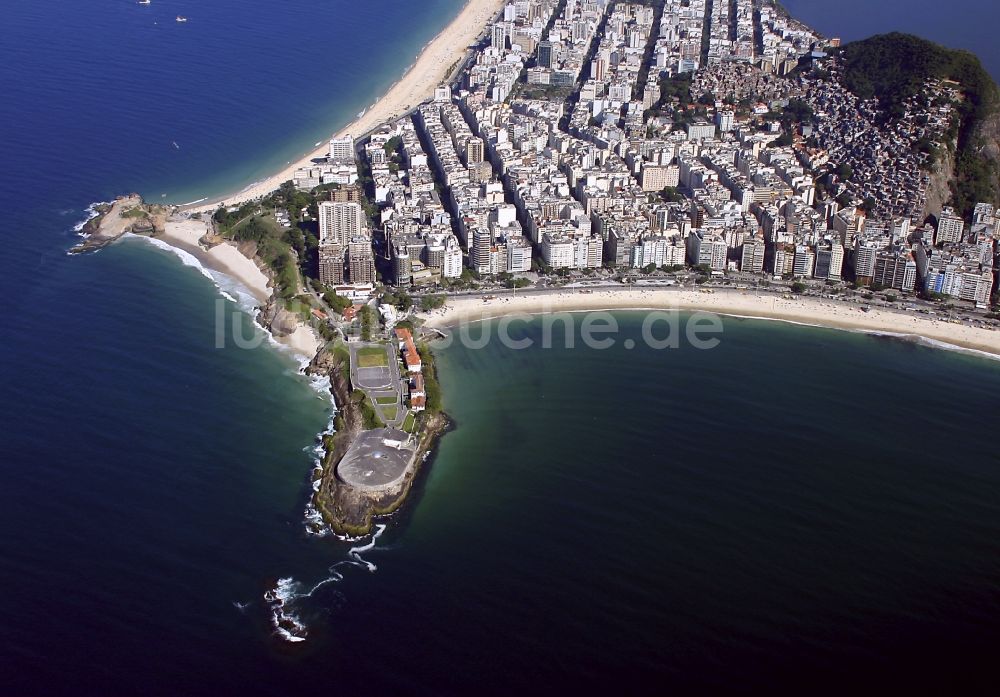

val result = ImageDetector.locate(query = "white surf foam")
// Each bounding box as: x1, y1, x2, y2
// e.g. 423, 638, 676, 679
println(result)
72, 201, 110, 236
265, 524, 387, 642
347, 523, 386, 572
264, 577, 309, 643
127, 233, 260, 314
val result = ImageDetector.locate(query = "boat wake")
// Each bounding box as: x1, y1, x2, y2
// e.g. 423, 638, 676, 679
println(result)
263, 524, 387, 643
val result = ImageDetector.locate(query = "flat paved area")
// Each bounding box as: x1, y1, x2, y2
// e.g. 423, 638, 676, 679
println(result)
350, 343, 397, 390
337, 428, 415, 491
348, 342, 407, 428
356, 366, 392, 389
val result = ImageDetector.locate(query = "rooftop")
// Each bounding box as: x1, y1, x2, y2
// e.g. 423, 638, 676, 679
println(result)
337, 428, 415, 492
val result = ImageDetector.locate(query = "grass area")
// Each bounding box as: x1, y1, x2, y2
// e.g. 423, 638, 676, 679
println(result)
380, 407, 398, 422
402, 412, 416, 433
121, 207, 149, 219
285, 294, 314, 322
357, 346, 389, 368
375, 395, 397, 405
353, 392, 384, 430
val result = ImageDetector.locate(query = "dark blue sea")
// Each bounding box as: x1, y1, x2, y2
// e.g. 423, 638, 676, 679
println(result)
784, 0, 1000, 81
3, 1, 1000, 695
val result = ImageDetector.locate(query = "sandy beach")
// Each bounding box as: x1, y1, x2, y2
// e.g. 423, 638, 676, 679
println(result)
422, 289, 1000, 358
186, 0, 504, 215
160, 218, 321, 358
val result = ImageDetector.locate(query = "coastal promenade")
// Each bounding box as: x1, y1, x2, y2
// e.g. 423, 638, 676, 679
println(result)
421, 286, 1000, 358
184, 0, 505, 215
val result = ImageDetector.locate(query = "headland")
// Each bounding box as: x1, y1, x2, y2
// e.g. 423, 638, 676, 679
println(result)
76, 0, 1000, 551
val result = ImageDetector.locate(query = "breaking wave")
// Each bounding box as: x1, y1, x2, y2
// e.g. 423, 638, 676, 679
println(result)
264, 525, 387, 643
71, 201, 110, 236
127, 234, 260, 313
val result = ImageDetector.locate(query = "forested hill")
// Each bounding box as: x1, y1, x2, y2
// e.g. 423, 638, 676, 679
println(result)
836, 33, 1000, 215
839, 32, 997, 121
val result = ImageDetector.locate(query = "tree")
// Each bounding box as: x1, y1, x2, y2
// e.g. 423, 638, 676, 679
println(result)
383, 136, 402, 155
392, 290, 413, 312
420, 294, 446, 312
323, 290, 351, 313
359, 305, 376, 341
769, 132, 794, 148
659, 186, 684, 203
791, 281, 807, 294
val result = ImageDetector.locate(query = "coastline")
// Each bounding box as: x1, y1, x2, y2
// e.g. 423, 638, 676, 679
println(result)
183, 0, 505, 215
156, 217, 321, 359
422, 289, 1000, 359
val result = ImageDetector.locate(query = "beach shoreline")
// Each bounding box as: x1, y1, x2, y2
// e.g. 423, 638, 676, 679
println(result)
158, 218, 321, 359
182, 0, 505, 216
421, 289, 1000, 359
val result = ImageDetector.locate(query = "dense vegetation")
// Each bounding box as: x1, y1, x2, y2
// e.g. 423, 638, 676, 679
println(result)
837, 33, 1000, 216
416, 342, 443, 414
213, 206, 303, 300
839, 33, 996, 121
213, 181, 369, 309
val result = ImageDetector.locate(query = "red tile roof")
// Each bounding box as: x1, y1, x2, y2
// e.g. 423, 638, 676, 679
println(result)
395, 327, 421, 370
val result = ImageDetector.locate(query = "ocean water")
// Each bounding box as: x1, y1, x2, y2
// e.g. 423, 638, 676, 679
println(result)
783, 0, 1000, 81
4, 0, 1000, 695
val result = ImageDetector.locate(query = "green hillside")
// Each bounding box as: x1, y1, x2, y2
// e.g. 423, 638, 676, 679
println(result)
837, 33, 1000, 216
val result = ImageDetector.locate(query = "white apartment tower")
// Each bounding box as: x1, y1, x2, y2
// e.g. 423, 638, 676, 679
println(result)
716, 110, 735, 133
318, 201, 365, 245
328, 135, 354, 162
935, 207, 965, 245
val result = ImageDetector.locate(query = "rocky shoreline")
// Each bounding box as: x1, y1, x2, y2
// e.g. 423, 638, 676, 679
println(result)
74, 195, 449, 538
307, 345, 449, 537
70, 194, 170, 253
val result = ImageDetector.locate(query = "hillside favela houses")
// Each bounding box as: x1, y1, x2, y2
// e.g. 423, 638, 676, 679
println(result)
140, 0, 1000, 574
217, 0, 1000, 563
274, 0, 996, 314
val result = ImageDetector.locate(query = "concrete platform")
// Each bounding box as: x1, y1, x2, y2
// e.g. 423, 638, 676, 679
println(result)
337, 428, 415, 493
356, 366, 392, 389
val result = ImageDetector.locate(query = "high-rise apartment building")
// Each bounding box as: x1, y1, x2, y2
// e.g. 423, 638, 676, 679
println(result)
935, 207, 965, 245
318, 201, 365, 246
328, 135, 354, 162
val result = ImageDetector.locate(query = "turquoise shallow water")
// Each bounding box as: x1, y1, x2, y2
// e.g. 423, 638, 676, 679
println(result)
3, 0, 1000, 694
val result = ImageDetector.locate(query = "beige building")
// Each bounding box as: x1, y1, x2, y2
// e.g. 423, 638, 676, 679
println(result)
641, 164, 680, 192
348, 239, 376, 284
319, 243, 346, 286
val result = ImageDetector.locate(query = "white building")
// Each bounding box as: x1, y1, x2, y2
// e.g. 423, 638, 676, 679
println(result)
329, 135, 354, 162
319, 201, 365, 245
936, 207, 965, 245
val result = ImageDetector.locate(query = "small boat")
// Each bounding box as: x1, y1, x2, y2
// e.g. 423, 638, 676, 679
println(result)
176, 15, 188, 23
138, 0, 151, 5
